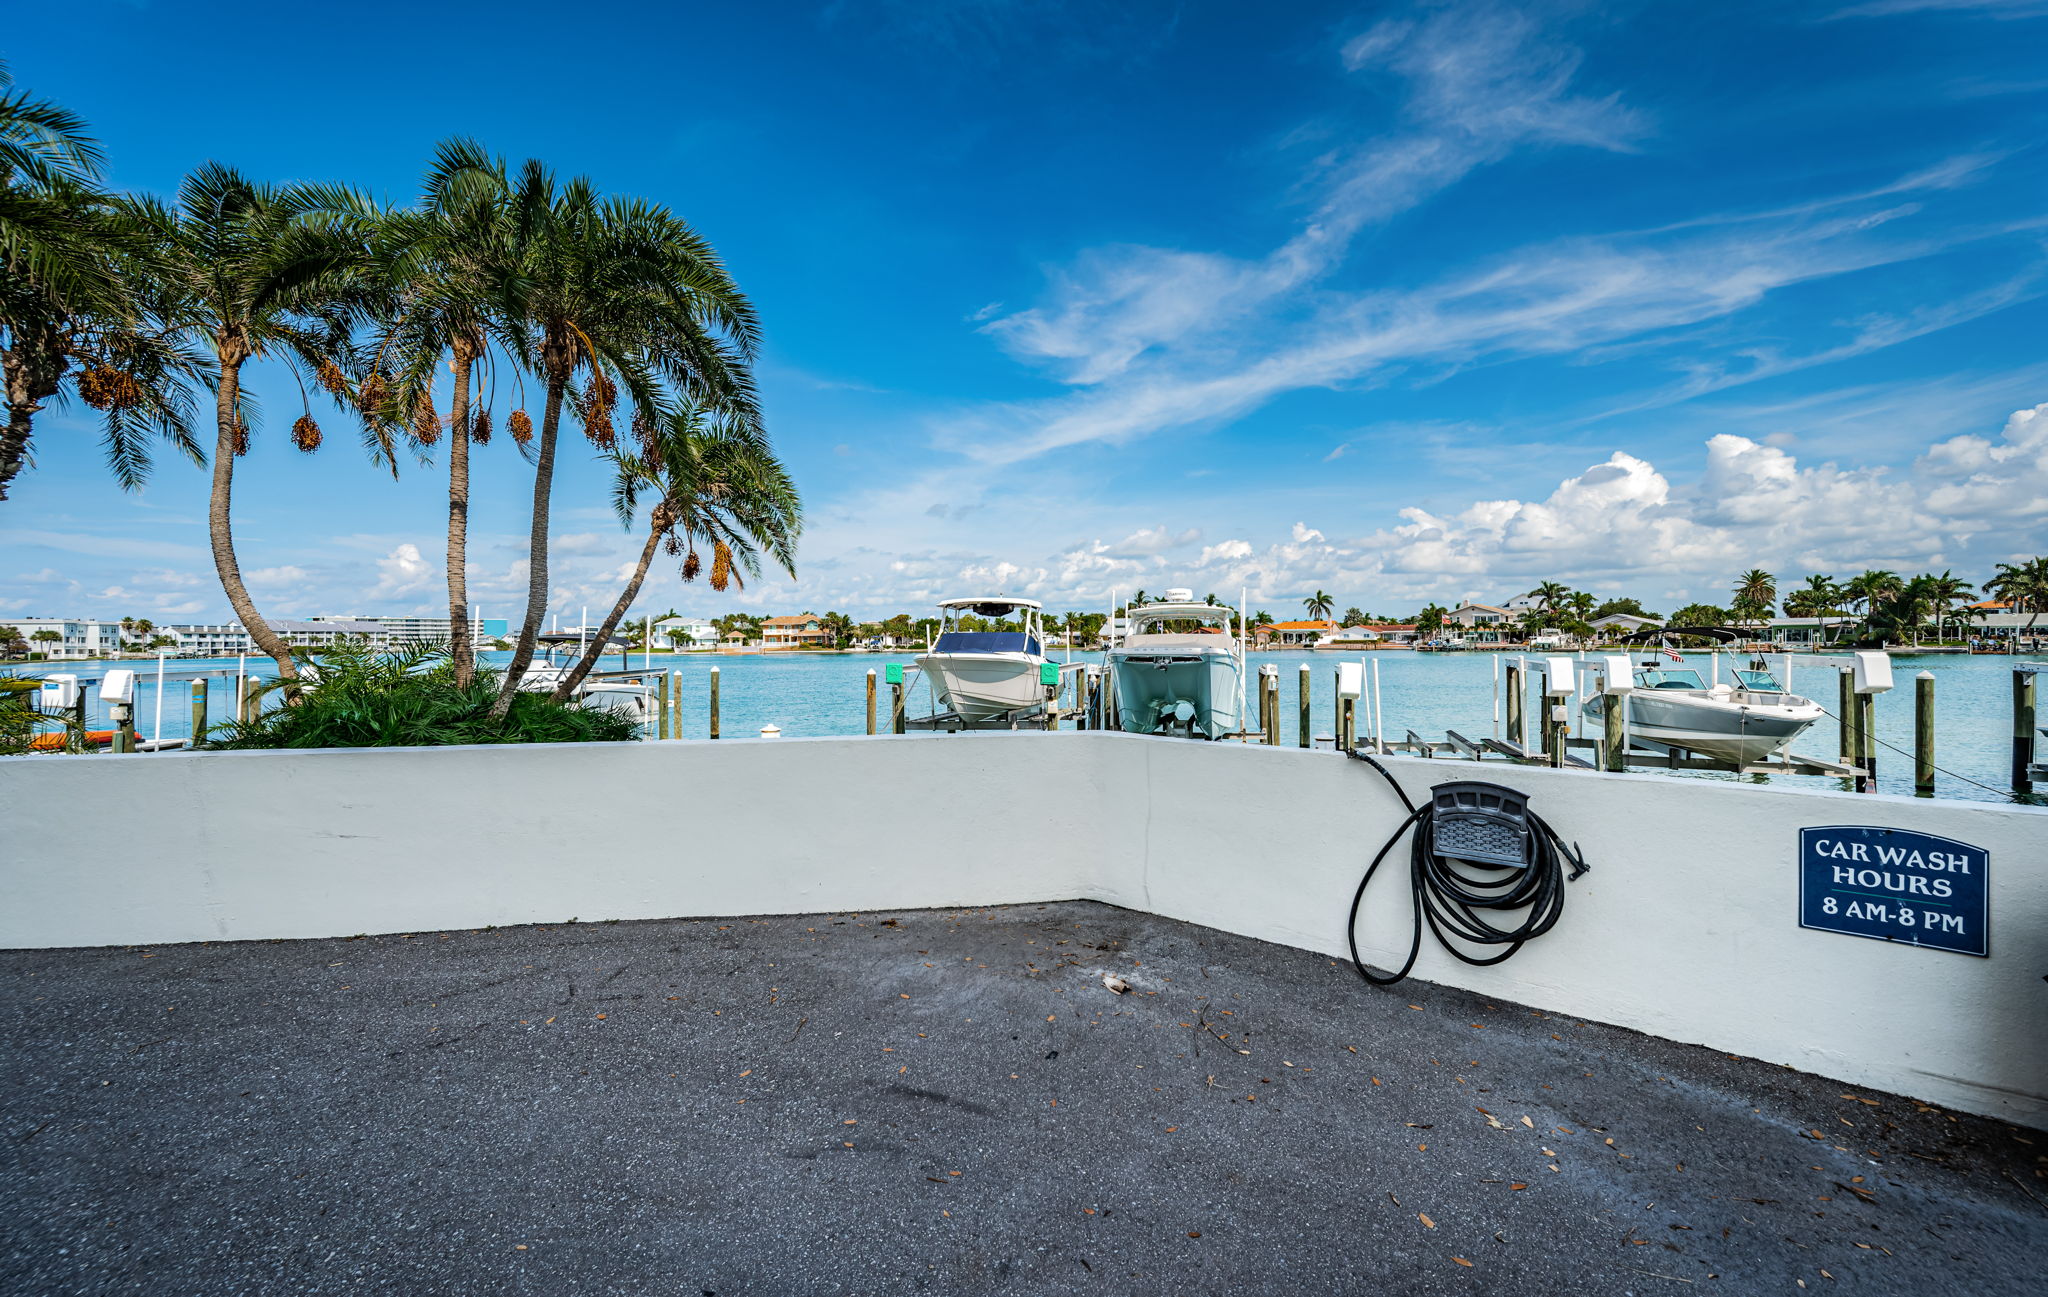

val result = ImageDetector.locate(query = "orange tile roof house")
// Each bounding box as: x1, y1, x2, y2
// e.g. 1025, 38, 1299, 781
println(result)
762, 614, 832, 650
1255, 619, 1337, 647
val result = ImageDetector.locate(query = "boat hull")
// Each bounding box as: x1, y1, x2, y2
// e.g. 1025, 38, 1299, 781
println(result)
1108, 648, 1244, 739
1584, 691, 1821, 765
915, 652, 1048, 721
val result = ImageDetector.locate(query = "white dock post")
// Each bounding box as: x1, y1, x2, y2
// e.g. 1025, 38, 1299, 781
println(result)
1370, 656, 1383, 752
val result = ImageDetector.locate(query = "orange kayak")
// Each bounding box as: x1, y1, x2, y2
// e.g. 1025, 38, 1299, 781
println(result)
27, 730, 114, 752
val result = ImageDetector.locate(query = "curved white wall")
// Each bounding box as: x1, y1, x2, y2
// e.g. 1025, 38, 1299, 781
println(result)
3, 733, 2043, 1129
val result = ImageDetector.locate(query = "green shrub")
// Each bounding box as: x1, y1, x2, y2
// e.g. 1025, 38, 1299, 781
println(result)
204, 642, 641, 750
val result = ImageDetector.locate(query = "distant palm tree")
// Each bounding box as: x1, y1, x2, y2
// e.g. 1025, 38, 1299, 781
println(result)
1842, 570, 1902, 641
1528, 581, 1569, 612
1925, 570, 1975, 643
1783, 574, 1841, 644
1303, 590, 1334, 620
137, 164, 381, 684
1730, 569, 1776, 624
1416, 603, 1448, 637
549, 407, 797, 702
1129, 589, 1148, 609
1986, 557, 2048, 641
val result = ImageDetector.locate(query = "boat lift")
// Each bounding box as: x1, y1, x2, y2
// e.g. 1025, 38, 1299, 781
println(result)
894, 661, 1096, 732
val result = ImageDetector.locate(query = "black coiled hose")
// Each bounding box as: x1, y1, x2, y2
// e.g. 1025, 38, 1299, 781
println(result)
1344, 751, 1588, 987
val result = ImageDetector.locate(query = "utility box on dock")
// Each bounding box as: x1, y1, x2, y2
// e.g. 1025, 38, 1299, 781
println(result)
1853, 651, 1894, 694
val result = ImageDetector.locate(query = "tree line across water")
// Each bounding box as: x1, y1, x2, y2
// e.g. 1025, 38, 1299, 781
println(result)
0, 63, 800, 723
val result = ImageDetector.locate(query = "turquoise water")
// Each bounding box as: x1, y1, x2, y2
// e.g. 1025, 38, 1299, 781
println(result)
9, 648, 2039, 804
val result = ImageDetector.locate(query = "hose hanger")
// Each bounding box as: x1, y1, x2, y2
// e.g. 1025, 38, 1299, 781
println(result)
1345, 752, 1590, 987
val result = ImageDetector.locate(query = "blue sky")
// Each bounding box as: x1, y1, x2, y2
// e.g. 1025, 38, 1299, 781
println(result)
4, 0, 2045, 624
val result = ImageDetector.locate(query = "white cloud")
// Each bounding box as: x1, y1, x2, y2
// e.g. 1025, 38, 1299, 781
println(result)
369, 544, 433, 599
1105, 525, 1201, 557
245, 565, 311, 587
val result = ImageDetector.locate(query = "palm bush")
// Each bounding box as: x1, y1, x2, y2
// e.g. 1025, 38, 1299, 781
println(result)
204, 641, 638, 750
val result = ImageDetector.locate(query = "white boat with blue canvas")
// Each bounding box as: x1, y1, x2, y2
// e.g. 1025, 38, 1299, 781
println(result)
915, 596, 1052, 723
1582, 630, 1823, 765
1105, 590, 1245, 740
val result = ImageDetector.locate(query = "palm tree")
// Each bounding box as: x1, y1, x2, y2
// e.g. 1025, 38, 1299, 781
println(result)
1528, 581, 1569, 612
1986, 557, 2048, 642
371, 140, 524, 687
1842, 570, 1902, 642
1303, 589, 1335, 620
1416, 602, 1447, 637
1924, 570, 1974, 643
492, 165, 761, 719
1, 63, 200, 502
139, 164, 380, 684
548, 408, 797, 702
1730, 569, 1776, 625
1784, 574, 1840, 645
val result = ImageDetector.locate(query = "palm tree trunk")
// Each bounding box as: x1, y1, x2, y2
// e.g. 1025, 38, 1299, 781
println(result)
208, 354, 299, 683
0, 397, 35, 504
550, 525, 662, 703
0, 339, 60, 504
445, 339, 475, 687
491, 364, 566, 719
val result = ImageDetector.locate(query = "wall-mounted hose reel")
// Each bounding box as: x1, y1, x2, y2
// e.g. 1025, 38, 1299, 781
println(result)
1345, 754, 1590, 987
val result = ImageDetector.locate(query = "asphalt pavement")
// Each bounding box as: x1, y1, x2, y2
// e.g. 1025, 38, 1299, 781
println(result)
3, 901, 2041, 1295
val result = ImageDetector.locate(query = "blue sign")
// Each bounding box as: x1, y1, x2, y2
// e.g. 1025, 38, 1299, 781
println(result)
1799, 826, 1988, 957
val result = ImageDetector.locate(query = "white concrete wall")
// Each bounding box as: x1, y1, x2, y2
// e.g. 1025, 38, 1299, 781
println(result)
3, 734, 2043, 1128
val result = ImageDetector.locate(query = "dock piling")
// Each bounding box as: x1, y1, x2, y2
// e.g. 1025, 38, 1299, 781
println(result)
1600, 677, 1625, 773
1914, 671, 1935, 796
709, 667, 721, 740
658, 672, 671, 740
1504, 662, 1524, 749
1298, 664, 1311, 749
189, 679, 207, 747
891, 679, 906, 735
865, 669, 876, 736
2015, 666, 2037, 793
1837, 668, 1855, 769
1856, 691, 1877, 793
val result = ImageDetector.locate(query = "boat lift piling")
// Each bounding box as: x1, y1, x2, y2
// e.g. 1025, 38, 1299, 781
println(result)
1503, 660, 1525, 748
189, 679, 207, 744
709, 667, 721, 740
1298, 664, 1312, 749
2014, 665, 2039, 793
1915, 671, 1935, 796
865, 669, 876, 736
658, 672, 671, 740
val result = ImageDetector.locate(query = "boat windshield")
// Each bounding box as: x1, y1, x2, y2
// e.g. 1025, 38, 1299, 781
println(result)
932, 630, 1042, 656
1735, 669, 1783, 692
1638, 669, 1706, 690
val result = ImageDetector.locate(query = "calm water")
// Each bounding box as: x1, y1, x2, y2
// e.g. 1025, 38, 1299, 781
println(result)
9, 648, 2039, 804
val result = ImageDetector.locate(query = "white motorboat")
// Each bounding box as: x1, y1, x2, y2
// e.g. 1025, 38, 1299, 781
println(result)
1106, 590, 1245, 740
915, 596, 1053, 723
519, 634, 655, 723
1583, 634, 1821, 765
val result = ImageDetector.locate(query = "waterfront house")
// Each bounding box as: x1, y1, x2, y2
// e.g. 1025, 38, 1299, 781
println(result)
1442, 603, 1512, 642
1256, 619, 1337, 648
652, 616, 718, 648
763, 615, 832, 650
